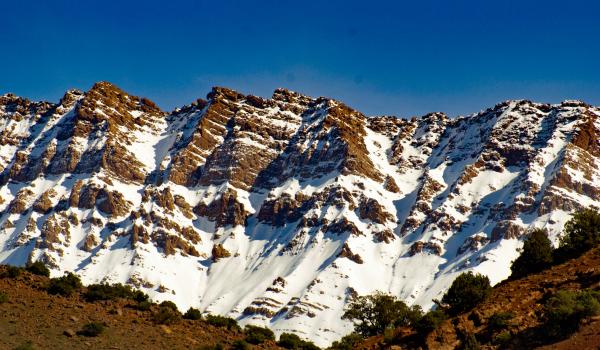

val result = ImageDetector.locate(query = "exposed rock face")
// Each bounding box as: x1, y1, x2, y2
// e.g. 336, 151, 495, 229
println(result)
211, 243, 231, 261
2, 84, 600, 347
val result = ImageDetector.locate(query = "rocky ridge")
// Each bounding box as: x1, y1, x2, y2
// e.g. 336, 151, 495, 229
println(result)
1, 83, 599, 346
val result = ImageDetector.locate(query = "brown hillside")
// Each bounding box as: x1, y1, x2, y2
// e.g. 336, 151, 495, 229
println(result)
356, 247, 600, 350
0, 267, 280, 350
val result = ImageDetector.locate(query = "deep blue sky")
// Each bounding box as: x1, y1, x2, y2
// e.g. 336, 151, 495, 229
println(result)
2, 0, 599, 117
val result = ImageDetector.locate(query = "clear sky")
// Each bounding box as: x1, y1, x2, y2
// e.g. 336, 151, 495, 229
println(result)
2, 0, 599, 117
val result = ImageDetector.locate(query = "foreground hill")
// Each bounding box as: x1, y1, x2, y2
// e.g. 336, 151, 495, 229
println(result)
1, 82, 600, 345
355, 245, 600, 349
0, 265, 280, 349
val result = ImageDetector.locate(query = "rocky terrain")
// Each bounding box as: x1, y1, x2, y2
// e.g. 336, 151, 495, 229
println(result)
1, 82, 599, 346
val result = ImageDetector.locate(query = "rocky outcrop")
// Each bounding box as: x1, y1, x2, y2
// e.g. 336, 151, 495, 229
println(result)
194, 189, 249, 228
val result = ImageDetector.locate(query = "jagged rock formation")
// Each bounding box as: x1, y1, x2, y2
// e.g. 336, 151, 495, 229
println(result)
1, 82, 599, 346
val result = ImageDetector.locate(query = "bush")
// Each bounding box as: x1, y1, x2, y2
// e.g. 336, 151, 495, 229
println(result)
84, 283, 148, 302
183, 307, 202, 320
442, 272, 491, 315
329, 333, 362, 350
153, 305, 181, 325
77, 322, 105, 337
1, 265, 22, 278
342, 291, 423, 337
543, 289, 600, 338
277, 332, 320, 349
555, 209, 600, 261
510, 229, 554, 279
488, 311, 514, 331
244, 325, 275, 345
135, 300, 153, 311
414, 309, 447, 336
26, 262, 50, 277
0, 291, 8, 303
205, 314, 240, 330
231, 340, 249, 350
159, 300, 178, 311
47, 272, 82, 296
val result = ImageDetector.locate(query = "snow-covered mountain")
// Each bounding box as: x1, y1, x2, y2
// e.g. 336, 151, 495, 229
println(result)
1, 82, 599, 346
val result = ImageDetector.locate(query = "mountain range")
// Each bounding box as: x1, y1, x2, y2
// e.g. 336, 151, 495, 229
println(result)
1, 82, 599, 346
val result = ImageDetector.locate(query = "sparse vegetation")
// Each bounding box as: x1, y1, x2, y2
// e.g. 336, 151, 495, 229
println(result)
1, 265, 23, 278
244, 325, 275, 345
277, 332, 320, 349
510, 228, 554, 279
77, 322, 105, 337
153, 304, 181, 325
231, 339, 250, 350
25, 261, 50, 277
183, 307, 202, 320
205, 314, 240, 330
342, 291, 423, 337
84, 283, 148, 302
47, 272, 82, 296
414, 309, 447, 336
543, 289, 600, 338
442, 272, 491, 315
328, 333, 362, 350
487, 311, 514, 331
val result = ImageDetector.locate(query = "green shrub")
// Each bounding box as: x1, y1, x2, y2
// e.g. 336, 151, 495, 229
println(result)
47, 272, 82, 296
244, 325, 275, 345
135, 300, 153, 311
555, 209, 600, 261
153, 305, 181, 325
205, 314, 240, 330
488, 311, 514, 331
231, 340, 249, 350
329, 333, 362, 350
277, 332, 320, 349
0, 291, 8, 303
77, 322, 105, 337
543, 289, 600, 338
342, 291, 423, 337
442, 272, 491, 315
26, 261, 50, 277
2, 265, 23, 278
159, 300, 178, 311
183, 307, 202, 320
84, 283, 148, 302
510, 229, 554, 278
414, 309, 447, 336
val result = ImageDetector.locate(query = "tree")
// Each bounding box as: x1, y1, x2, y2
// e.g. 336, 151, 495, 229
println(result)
510, 228, 553, 278
555, 209, 600, 261
26, 261, 50, 277
442, 272, 491, 315
342, 291, 422, 337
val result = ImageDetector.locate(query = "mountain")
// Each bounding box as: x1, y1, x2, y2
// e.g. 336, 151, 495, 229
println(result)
1, 82, 599, 346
